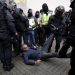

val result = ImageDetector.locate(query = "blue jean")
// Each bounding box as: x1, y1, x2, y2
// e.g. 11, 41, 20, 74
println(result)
28, 30, 35, 47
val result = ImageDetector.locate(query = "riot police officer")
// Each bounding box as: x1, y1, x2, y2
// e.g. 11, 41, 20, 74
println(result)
0, 2, 18, 71
12, 7, 29, 56
58, 0, 75, 75
40, 3, 52, 46
48, 5, 65, 53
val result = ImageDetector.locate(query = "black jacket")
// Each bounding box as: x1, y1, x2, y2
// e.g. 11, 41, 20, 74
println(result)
0, 7, 17, 40
12, 8, 29, 32
68, 1, 75, 41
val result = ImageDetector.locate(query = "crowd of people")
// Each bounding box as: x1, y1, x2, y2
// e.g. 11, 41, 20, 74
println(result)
0, 0, 75, 75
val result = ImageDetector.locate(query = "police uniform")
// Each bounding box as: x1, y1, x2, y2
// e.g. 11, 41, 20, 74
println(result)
59, 1, 75, 75
0, 2, 17, 71
40, 11, 52, 45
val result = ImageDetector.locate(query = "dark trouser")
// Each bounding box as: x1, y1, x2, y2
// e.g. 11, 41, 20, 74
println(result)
48, 34, 62, 53
0, 38, 12, 66
37, 27, 45, 46
42, 33, 54, 52
40, 52, 55, 60
41, 25, 51, 45
55, 35, 62, 52
23, 31, 29, 44
69, 47, 75, 75
12, 33, 22, 55
43, 25, 51, 39
59, 39, 70, 57
58, 38, 75, 75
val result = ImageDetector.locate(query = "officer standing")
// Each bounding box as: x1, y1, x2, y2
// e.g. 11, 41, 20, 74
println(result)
40, 3, 52, 45
12, 7, 29, 56
58, 0, 75, 75
0, 2, 18, 71
48, 6, 65, 53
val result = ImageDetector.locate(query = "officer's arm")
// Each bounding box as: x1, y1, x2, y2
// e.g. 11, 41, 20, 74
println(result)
58, 17, 66, 30
19, 14, 29, 29
23, 16, 29, 29
23, 53, 35, 65
48, 16, 56, 30
6, 10, 18, 35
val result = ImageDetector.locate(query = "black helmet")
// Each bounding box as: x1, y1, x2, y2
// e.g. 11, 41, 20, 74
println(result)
55, 5, 65, 14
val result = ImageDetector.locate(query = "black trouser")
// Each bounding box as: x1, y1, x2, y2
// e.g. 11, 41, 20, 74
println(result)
40, 52, 55, 60
69, 47, 75, 75
12, 33, 22, 55
59, 38, 75, 75
59, 39, 70, 57
0, 38, 12, 66
37, 27, 45, 46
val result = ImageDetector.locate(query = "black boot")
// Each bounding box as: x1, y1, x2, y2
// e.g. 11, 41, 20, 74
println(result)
3, 63, 14, 71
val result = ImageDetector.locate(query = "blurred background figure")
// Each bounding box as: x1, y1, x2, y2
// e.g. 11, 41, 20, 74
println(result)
27, 9, 36, 48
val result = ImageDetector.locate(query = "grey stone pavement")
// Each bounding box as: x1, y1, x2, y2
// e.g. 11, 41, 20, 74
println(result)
0, 40, 71, 75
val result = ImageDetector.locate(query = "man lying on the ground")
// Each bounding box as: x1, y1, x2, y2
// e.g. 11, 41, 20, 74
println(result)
21, 44, 57, 65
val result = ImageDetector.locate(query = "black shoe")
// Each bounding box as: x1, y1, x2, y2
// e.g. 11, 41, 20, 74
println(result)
3, 63, 14, 71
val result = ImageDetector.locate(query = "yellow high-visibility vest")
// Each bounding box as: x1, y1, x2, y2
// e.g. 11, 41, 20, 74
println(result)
41, 12, 52, 25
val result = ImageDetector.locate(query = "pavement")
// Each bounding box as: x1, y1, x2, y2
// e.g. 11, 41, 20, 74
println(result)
0, 40, 71, 75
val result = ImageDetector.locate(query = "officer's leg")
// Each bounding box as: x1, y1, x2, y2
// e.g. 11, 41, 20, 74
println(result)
23, 31, 29, 44
44, 26, 47, 41
46, 26, 51, 38
55, 35, 62, 53
2, 39, 14, 71
13, 34, 22, 55
38, 27, 45, 46
59, 39, 70, 57
0, 40, 4, 64
69, 47, 75, 75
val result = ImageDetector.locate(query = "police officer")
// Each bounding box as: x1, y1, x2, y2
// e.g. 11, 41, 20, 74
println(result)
58, 1, 75, 75
40, 3, 52, 46
12, 7, 29, 56
0, 2, 18, 71
48, 5, 65, 53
